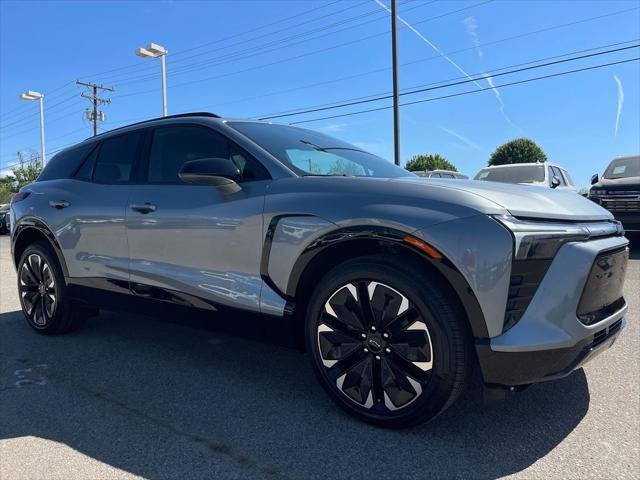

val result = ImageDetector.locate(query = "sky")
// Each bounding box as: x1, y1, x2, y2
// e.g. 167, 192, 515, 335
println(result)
1, 0, 639, 188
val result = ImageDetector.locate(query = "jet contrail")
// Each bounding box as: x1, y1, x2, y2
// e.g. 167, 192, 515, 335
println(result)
613, 74, 624, 136
374, 0, 518, 129
441, 127, 482, 150
463, 16, 483, 57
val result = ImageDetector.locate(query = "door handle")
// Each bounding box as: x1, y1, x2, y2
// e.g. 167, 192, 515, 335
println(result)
130, 203, 157, 214
49, 200, 70, 209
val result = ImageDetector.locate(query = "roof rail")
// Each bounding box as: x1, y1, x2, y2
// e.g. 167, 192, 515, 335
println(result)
86, 112, 221, 140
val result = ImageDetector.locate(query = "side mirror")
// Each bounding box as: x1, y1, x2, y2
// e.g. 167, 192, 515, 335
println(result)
591, 173, 599, 185
550, 176, 561, 189
178, 158, 240, 186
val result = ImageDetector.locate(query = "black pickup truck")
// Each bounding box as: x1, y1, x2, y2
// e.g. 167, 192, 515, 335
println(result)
589, 155, 640, 233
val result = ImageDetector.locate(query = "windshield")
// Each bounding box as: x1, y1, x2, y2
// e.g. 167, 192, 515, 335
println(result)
603, 156, 640, 179
228, 122, 413, 178
474, 165, 545, 184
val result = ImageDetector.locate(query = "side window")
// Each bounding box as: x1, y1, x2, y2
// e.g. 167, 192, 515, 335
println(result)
547, 167, 554, 186
431, 173, 441, 178
551, 166, 566, 186
74, 144, 100, 181
561, 168, 574, 186
37, 143, 93, 181
147, 125, 269, 183
93, 132, 142, 183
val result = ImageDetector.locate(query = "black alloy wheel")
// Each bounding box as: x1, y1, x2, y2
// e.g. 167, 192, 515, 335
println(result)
306, 255, 471, 428
317, 281, 433, 412
19, 252, 58, 327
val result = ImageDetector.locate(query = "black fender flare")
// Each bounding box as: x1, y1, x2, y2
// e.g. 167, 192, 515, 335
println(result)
263, 224, 489, 340
12, 216, 70, 278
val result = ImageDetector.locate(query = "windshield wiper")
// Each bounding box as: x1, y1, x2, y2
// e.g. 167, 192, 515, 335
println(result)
299, 140, 365, 154
302, 173, 350, 177
300, 140, 327, 151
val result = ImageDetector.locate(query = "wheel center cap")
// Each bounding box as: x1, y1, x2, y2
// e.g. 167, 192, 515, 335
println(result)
38, 284, 46, 295
366, 334, 385, 354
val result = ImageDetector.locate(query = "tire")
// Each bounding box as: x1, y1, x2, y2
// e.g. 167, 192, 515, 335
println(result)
17, 241, 87, 334
305, 254, 472, 428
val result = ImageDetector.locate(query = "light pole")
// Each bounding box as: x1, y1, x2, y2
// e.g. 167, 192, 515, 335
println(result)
390, 0, 400, 166
19, 90, 46, 165
136, 42, 168, 117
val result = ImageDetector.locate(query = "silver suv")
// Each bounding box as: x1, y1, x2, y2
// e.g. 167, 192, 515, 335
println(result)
474, 161, 577, 192
10, 113, 629, 428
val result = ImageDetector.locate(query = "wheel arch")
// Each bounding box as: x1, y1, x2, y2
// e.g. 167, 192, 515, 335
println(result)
12, 218, 69, 278
283, 227, 489, 350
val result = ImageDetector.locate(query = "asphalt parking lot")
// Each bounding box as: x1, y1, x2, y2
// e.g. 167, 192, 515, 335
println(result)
0, 235, 638, 480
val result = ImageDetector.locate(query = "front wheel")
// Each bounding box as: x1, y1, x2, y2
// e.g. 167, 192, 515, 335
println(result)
305, 255, 472, 428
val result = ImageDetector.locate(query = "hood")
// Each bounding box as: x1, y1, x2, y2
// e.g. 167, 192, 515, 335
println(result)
396, 178, 613, 222
591, 176, 640, 191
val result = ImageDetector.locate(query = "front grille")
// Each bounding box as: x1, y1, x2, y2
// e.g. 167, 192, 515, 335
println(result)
601, 196, 640, 212
503, 259, 552, 332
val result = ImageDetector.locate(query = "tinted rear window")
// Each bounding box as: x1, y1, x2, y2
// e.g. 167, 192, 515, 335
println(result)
474, 165, 545, 184
37, 143, 94, 181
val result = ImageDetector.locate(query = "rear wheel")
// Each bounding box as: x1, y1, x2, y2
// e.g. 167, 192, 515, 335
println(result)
17, 241, 88, 334
305, 255, 471, 428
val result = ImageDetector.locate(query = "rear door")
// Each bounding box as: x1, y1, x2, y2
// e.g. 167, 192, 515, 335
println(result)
55, 131, 144, 283
125, 123, 271, 313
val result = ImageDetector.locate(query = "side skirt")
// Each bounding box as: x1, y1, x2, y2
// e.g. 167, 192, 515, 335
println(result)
66, 278, 298, 348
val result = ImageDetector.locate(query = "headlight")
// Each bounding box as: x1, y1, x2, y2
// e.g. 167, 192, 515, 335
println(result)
493, 214, 590, 260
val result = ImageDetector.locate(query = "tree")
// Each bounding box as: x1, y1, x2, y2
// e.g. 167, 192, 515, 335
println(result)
11, 161, 42, 190
488, 138, 547, 166
0, 153, 42, 203
404, 154, 457, 172
0, 180, 12, 204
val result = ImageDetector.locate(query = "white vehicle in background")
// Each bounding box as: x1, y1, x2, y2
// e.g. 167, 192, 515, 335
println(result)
414, 169, 468, 179
474, 162, 577, 192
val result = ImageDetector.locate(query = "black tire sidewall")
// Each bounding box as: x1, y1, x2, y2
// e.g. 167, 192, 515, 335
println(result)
305, 255, 469, 428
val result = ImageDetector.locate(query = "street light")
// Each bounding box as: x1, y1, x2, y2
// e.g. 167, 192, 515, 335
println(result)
136, 42, 168, 117
19, 90, 46, 165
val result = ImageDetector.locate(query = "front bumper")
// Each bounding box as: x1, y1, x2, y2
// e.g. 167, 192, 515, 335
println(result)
476, 234, 629, 386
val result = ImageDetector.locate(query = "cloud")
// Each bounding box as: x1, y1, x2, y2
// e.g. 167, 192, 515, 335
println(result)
373, 0, 519, 129
613, 74, 624, 136
441, 127, 481, 150
463, 16, 483, 57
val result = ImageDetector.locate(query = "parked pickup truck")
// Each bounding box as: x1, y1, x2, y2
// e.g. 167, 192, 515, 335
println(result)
589, 156, 640, 233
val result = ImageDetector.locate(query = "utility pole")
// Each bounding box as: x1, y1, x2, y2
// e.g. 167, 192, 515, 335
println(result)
76, 80, 114, 136
391, 0, 400, 166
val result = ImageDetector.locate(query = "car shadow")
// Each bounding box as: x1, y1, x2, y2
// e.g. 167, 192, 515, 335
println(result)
0, 308, 590, 479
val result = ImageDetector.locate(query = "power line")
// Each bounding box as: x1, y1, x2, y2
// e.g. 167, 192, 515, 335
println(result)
117, 0, 492, 97
109, 0, 434, 87
84, 0, 352, 81
290, 57, 640, 125
116, 3, 636, 98
256, 43, 640, 120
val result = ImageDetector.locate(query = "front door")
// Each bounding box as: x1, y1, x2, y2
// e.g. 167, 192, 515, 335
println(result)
125, 124, 271, 313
